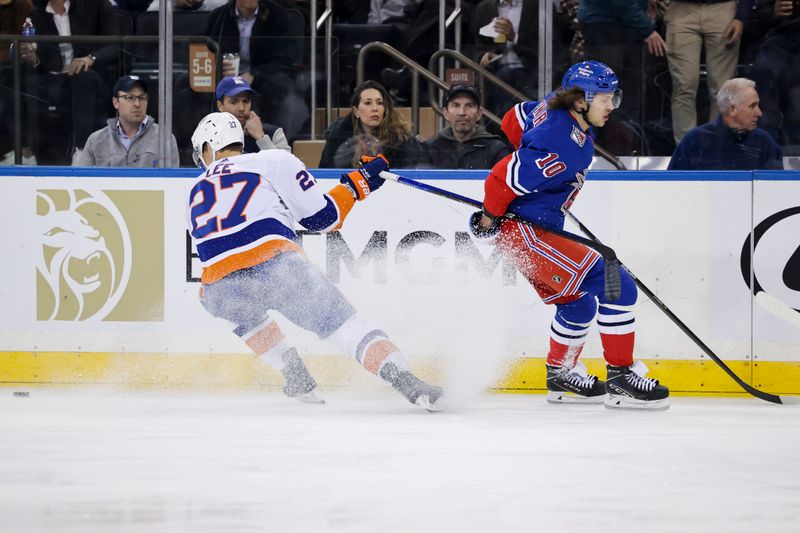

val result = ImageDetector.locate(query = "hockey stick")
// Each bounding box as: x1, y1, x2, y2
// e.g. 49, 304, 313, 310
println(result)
754, 291, 800, 329
380, 171, 622, 300
562, 210, 797, 405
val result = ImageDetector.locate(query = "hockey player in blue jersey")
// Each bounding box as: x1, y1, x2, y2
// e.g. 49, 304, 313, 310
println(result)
187, 112, 443, 411
470, 61, 670, 410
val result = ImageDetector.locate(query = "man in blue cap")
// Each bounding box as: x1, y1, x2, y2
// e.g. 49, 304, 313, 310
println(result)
215, 75, 290, 154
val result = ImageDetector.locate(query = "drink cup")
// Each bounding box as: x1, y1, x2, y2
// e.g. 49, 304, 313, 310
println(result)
223, 53, 240, 76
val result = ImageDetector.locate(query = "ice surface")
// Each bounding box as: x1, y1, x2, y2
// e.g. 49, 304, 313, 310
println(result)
1, 389, 798, 533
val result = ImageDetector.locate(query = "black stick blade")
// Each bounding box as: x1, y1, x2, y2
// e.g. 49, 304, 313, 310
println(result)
604, 258, 622, 302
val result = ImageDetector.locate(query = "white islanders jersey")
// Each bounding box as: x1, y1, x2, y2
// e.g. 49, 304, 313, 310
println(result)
187, 150, 355, 284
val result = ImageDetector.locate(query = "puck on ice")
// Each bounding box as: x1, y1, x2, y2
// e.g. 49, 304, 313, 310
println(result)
13, 391, 30, 397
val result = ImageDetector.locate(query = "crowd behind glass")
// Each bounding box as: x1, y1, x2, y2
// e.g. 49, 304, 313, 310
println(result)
0, 0, 797, 169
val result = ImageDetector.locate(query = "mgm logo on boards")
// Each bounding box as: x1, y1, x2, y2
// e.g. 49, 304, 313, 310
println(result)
37, 189, 164, 321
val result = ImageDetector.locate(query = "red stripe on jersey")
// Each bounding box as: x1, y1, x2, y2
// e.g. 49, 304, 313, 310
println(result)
483, 154, 518, 217
501, 104, 526, 149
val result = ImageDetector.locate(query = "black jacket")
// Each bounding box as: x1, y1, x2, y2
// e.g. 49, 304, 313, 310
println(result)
29, 0, 120, 73
205, 0, 298, 86
319, 116, 432, 169
425, 125, 510, 169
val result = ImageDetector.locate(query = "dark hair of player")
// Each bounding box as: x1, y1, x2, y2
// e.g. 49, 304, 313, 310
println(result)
547, 87, 586, 111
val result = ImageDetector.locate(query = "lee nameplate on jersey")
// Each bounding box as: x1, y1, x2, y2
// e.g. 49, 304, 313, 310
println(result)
570, 126, 587, 147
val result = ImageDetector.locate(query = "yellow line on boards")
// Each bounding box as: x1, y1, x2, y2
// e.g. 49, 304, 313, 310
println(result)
0, 352, 798, 395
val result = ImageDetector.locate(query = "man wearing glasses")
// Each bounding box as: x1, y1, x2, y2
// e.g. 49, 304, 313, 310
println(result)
74, 75, 179, 167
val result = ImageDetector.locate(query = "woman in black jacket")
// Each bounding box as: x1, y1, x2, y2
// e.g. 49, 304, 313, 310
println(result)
319, 80, 430, 168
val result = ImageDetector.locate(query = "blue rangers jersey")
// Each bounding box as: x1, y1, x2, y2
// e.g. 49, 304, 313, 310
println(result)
484, 100, 593, 230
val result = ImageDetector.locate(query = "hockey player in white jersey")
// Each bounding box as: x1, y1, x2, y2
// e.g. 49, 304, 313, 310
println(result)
187, 112, 443, 410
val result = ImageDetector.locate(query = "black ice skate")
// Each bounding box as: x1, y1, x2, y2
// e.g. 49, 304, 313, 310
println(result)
379, 362, 443, 412
605, 361, 669, 410
546, 361, 607, 404
281, 348, 325, 404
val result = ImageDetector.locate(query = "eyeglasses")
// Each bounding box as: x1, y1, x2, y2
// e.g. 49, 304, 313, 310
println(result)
117, 94, 148, 103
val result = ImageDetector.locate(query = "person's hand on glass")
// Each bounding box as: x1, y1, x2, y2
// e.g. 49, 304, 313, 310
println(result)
67, 55, 95, 76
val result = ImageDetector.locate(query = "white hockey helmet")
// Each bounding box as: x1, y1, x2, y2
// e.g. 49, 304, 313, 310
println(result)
191, 111, 244, 168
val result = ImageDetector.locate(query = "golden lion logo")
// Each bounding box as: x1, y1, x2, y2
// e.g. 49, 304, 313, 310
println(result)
37, 189, 131, 321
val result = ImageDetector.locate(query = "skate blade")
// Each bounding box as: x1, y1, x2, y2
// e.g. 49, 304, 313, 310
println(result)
290, 391, 326, 404
604, 395, 669, 411
414, 394, 441, 412
546, 391, 608, 405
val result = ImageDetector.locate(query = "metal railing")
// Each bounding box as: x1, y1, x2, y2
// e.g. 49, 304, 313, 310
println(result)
356, 42, 441, 136
356, 43, 625, 170
428, 49, 526, 125
3, 27, 624, 170
310, 0, 333, 140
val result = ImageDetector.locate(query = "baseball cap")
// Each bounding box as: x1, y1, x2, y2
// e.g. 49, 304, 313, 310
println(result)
215, 76, 259, 101
112, 75, 148, 95
442, 84, 481, 107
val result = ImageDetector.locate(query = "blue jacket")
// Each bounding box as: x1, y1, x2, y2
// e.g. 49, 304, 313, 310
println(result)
668, 118, 783, 170
578, 0, 654, 40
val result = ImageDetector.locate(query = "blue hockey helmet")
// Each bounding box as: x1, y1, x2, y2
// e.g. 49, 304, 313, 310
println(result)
561, 60, 622, 109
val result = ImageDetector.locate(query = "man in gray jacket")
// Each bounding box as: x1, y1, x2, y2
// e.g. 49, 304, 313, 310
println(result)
74, 75, 179, 167
425, 84, 510, 169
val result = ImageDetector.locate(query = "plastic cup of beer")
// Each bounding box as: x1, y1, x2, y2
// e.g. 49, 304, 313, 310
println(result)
223, 53, 240, 76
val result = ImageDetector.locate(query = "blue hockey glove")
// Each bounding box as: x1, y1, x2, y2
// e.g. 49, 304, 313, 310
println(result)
468, 210, 501, 240
340, 154, 389, 200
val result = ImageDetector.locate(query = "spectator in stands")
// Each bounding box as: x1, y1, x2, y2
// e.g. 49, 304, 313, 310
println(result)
578, 0, 667, 127
380, 0, 474, 100
144, 0, 227, 11
471, 0, 538, 115
205, 0, 306, 138
0, 0, 32, 65
319, 80, 430, 168
425, 84, 509, 169
664, 0, 753, 144
0, 0, 35, 165
750, 0, 800, 153
27, 0, 121, 164
668, 77, 782, 170
74, 75, 179, 167
113, 0, 153, 13
215, 75, 290, 152
368, 0, 421, 24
